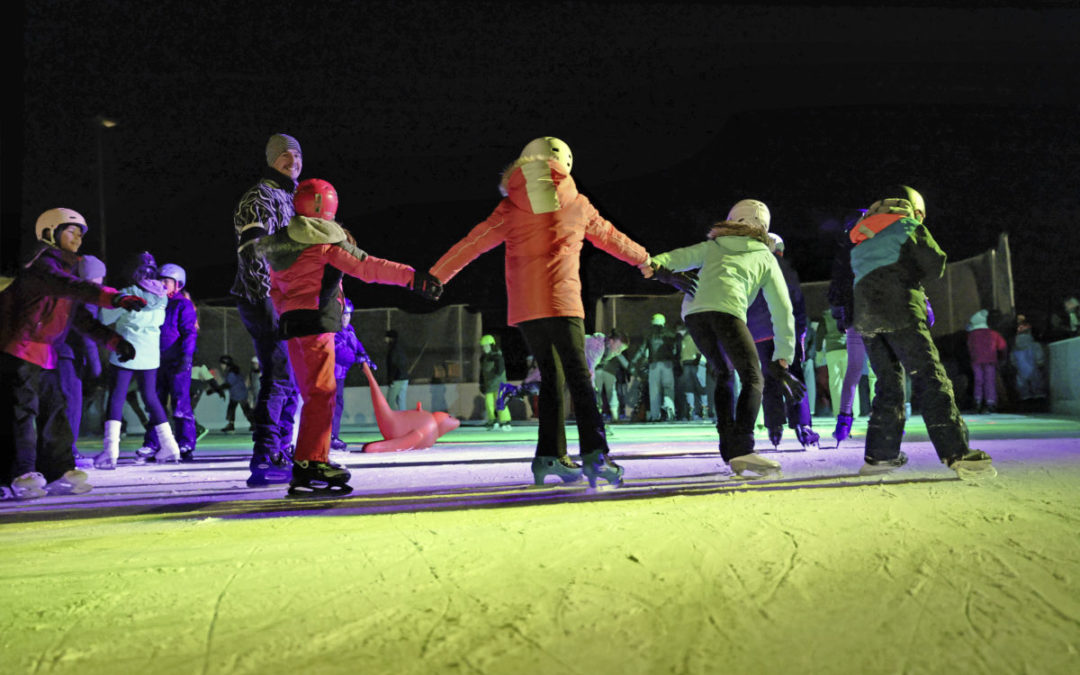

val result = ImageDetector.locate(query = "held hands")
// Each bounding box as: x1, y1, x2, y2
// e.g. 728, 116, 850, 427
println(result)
767, 360, 807, 403
411, 271, 443, 302
113, 294, 147, 311
114, 339, 137, 363
650, 263, 699, 297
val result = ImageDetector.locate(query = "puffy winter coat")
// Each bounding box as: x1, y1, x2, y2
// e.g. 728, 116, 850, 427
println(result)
479, 349, 507, 394
967, 328, 1007, 365
0, 244, 125, 369
747, 253, 806, 360
99, 280, 169, 370
255, 216, 415, 339
429, 159, 649, 326
160, 294, 198, 365
651, 221, 795, 363
232, 167, 296, 304
849, 212, 945, 335
334, 325, 367, 380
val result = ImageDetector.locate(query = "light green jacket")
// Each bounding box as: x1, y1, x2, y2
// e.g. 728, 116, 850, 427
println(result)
652, 222, 795, 363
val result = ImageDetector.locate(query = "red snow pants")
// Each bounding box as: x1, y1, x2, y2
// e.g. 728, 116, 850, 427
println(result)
286, 333, 336, 463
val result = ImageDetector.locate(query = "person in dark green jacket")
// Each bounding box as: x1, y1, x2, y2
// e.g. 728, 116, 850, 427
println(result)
850, 185, 994, 478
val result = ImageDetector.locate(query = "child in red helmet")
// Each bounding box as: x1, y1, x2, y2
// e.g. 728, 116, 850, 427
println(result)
254, 178, 442, 495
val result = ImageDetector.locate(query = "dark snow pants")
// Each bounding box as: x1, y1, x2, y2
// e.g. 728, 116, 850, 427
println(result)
237, 297, 298, 459
0, 353, 76, 484
862, 322, 969, 463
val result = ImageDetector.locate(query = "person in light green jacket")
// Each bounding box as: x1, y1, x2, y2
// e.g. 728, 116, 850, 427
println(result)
650, 199, 805, 477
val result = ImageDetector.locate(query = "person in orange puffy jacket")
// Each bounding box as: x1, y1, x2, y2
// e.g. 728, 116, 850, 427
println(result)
255, 178, 441, 496
429, 137, 670, 488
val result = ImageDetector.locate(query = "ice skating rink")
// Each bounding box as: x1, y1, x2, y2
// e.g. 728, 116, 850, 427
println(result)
2, 414, 1078, 674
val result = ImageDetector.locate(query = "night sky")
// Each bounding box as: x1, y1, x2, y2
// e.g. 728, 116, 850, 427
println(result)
7, 0, 1080, 332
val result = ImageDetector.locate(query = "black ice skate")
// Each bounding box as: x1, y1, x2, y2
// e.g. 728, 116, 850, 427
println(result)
859, 451, 908, 476
767, 426, 784, 449
288, 459, 353, 497
531, 455, 584, 486
581, 450, 623, 488
794, 425, 819, 449
833, 412, 853, 447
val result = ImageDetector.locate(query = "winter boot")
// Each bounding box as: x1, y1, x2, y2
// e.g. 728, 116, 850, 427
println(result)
531, 455, 584, 486
794, 424, 819, 449
833, 412, 854, 445
220, 422, 235, 433
330, 437, 348, 451
152, 422, 182, 463
859, 451, 908, 476
288, 460, 352, 497
48, 469, 93, 495
946, 449, 997, 479
11, 472, 47, 500
729, 453, 782, 478
94, 420, 122, 470
581, 450, 624, 488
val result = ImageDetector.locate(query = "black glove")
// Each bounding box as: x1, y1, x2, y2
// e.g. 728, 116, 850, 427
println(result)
767, 360, 807, 403
411, 271, 443, 301
113, 294, 147, 311
114, 339, 136, 363
651, 264, 698, 296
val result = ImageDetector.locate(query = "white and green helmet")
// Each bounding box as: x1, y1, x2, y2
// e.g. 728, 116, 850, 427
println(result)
519, 137, 573, 174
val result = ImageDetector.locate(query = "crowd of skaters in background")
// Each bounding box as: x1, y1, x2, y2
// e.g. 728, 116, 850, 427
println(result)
7, 132, 1070, 499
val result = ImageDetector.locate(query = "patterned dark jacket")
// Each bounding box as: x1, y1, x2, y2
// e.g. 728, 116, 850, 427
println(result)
230, 167, 297, 304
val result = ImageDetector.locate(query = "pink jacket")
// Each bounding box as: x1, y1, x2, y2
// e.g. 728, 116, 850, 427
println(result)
430, 160, 649, 326
967, 328, 1007, 365
0, 245, 123, 369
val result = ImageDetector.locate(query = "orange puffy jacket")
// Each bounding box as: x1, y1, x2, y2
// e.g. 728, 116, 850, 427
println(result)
430, 160, 649, 326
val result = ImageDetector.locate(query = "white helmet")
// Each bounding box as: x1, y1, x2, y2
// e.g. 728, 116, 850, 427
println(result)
768, 232, 785, 253
157, 263, 187, 289
727, 199, 770, 231
519, 137, 573, 174
893, 185, 926, 221
35, 208, 88, 244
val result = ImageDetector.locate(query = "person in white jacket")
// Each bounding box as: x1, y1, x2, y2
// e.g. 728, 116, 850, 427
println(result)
650, 199, 805, 477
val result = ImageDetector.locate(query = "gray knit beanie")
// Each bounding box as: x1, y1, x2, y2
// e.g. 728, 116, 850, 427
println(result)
265, 133, 302, 166
79, 254, 107, 280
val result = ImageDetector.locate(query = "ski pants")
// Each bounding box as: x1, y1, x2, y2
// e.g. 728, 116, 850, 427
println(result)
287, 333, 336, 463
0, 353, 76, 484
755, 339, 811, 430
142, 357, 197, 450
684, 311, 762, 462
647, 361, 676, 420
518, 317, 608, 459
332, 377, 346, 438
862, 323, 969, 463
56, 355, 83, 454
237, 297, 298, 459
971, 362, 998, 406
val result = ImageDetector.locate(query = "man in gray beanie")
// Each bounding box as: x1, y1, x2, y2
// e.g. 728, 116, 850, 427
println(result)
230, 133, 304, 486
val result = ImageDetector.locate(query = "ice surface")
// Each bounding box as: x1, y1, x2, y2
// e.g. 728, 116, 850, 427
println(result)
1, 414, 1078, 674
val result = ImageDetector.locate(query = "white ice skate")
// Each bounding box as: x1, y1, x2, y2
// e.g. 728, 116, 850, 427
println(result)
947, 450, 997, 480
94, 419, 122, 470
859, 451, 908, 477
11, 472, 47, 500
48, 470, 93, 495
152, 422, 182, 464
730, 453, 782, 478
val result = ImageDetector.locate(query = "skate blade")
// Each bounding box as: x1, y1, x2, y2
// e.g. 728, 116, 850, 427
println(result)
952, 461, 997, 480
731, 469, 782, 481
858, 463, 901, 477
287, 484, 354, 498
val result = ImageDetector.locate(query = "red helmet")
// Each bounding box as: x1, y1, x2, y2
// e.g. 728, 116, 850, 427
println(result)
293, 178, 338, 219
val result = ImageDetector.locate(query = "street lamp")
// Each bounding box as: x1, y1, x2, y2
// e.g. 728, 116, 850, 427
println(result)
94, 115, 118, 264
